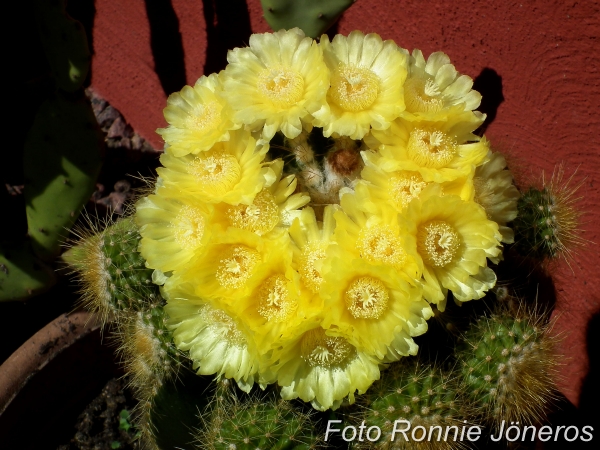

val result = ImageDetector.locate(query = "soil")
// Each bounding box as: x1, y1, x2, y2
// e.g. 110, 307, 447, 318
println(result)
57, 377, 139, 450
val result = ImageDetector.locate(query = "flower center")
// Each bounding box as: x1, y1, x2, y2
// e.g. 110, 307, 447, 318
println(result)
330, 65, 380, 112
203, 307, 246, 346
389, 172, 428, 211
185, 100, 221, 132
188, 150, 241, 197
344, 276, 389, 319
172, 205, 206, 248
298, 243, 327, 294
257, 66, 305, 108
404, 77, 444, 113
417, 220, 461, 267
256, 274, 296, 322
226, 189, 279, 235
407, 128, 457, 168
358, 225, 407, 267
216, 245, 260, 289
300, 328, 356, 368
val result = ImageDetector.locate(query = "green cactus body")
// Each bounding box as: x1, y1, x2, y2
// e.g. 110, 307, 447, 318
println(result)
25, 93, 103, 261
201, 392, 323, 450
119, 303, 182, 402
353, 362, 467, 449
35, 0, 91, 92
63, 217, 157, 322
458, 311, 557, 430
261, 0, 356, 38
512, 187, 559, 258
0, 242, 56, 301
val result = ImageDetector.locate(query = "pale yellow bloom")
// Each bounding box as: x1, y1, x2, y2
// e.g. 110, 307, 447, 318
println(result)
313, 31, 407, 139
269, 325, 381, 411
405, 194, 502, 308
367, 112, 488, 183
157, 129, 273, 205
402, 49, 483, 120
223, 28, 329, 140
164, 285, 262, 392
212, 160, 310, 237
157, 74, 237, 156
135, 187, 214, 272
473, 151, 520, 247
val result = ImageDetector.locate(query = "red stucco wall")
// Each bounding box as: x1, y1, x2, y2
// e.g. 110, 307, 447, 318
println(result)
89, 0, 600, 406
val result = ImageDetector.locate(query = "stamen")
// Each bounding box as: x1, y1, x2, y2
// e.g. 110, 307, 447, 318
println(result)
417, 220, 461, 267
407, 128, 456, 169
172, 205, 206, 248
216, 245, 260, 289
188, 150, 241, 196
300, 328, 355, 368
330, 65, 380, 112
226, 189, 279, 235
257, 66, 305, 108
358, 225, 407, 267
256, 275, 297, 322
344, 277, 389, 319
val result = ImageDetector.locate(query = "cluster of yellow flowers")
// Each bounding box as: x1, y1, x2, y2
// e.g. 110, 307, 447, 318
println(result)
135, 29, 519, 410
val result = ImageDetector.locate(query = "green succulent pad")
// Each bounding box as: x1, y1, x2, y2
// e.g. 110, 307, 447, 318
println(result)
261, 0, 356, 38
25, 92, 103, 261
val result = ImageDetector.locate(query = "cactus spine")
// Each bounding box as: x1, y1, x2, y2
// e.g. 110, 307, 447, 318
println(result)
457, 308, 558, 430
352, 361, 468, 450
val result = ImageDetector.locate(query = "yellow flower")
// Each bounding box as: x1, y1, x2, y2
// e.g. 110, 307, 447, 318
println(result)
320, 254, 431, 361
212, 159, 310, 237
473, 151, 520, 246
313, 31, 407, 139
334, 190, 420, 280
157, 129, 273, 205
164, 230, 293, 304
270, 325, 381, 411
405, 194, 502, 307
235, 262, 321, 352
222, 28, 329, 140
289, 206, 337, 294
135, 187, 214, 272
367, 113, 488, 183
157, 74, 236, 156
402, 49, 483, 119
164, 284, 262, 392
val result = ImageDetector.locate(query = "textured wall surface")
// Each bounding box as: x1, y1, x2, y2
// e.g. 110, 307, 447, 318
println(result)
90, 0, 600, 406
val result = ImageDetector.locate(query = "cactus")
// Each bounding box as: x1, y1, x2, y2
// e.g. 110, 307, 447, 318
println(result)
351, 361, 469, 449
457, 307, 558, 431
199, 389, 324, 450
117, 304, 183, 402
512, 166, 584, 261
261, 0, 356, 38
34, 0, 91, 92
0, 241, 56, 301
63, 217, 157, 323
24, 93, 103, 261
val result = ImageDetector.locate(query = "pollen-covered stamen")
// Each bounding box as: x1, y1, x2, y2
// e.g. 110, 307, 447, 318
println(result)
300, 328, 356, 368
188, 150, 241, 196
172, 205, 206, 248
257, 66, 305, 108
358, 225, 407, 267
185, 101, 221, 132
404, 77, 444, 113
226, 189, 279, 235
344, 277, 389, 319
417, 220, 462, 267
389, 172, 428, 211
256, 274, 296, 322
216, 245, 260, 289
203, 308, 246, 346
298, 243, 327, 293
407, 128, 457, 169
330, 65, 380, 112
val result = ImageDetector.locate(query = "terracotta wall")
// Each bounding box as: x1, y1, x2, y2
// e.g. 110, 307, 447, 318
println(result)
89, 0, 600, 406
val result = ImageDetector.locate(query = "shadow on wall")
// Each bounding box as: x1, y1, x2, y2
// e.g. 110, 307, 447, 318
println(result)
202, 0, 253, 75
473, 67, 504, 136
144, 0, 187, 96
